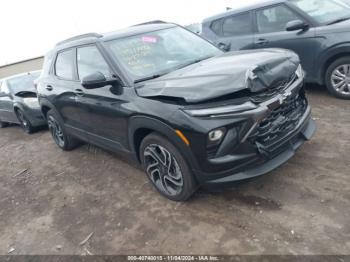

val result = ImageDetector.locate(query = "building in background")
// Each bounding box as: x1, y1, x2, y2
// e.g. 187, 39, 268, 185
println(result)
0, 56, 44, 79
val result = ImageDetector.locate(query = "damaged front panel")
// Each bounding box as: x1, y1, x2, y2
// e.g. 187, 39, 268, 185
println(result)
136, 48, 300, 104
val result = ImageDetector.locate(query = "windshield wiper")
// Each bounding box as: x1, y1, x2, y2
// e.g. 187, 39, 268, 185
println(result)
134, 74, 163, 84
327, 17, 350, 25
134, 56, 214, 84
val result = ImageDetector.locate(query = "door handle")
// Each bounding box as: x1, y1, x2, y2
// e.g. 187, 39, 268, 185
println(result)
46, 85, 53, 91
255, 38, 269, 45
75, 89, 84, 96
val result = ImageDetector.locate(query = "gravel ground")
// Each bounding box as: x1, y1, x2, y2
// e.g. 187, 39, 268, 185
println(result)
0, 85, 349, 255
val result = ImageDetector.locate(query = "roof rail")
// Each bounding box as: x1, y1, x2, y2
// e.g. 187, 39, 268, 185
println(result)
56, 33, 103, 46
132, 20, 167, 27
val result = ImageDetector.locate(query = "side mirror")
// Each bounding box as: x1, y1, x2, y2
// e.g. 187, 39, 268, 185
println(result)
81, 72, 119, 89
286, 20, 309, 32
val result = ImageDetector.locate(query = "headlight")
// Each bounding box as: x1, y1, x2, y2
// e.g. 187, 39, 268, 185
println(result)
296, 64, 304, 79
184, 101, 257, 117
208, 128, 225, 142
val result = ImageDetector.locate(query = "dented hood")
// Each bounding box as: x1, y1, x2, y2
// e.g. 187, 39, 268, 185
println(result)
136, 48, 300, 103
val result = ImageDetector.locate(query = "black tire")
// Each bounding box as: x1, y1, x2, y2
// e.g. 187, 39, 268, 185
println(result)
15, 109, 35, 134
325, 57, 350, 99
0, 119, 8, 128
140, 133, 197, 202
46, 110, 80, 151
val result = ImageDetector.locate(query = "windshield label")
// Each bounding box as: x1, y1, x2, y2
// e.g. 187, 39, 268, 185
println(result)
142, 36, 158, 43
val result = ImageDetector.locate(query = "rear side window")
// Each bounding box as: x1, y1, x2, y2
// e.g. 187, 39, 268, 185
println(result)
222, 13, 252, 36
77, 45, 111, 80
55, 49, 75, 80
256, 5, 300, 33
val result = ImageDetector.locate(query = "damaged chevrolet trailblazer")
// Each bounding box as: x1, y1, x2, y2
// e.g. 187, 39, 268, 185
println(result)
36, 22, 316, 201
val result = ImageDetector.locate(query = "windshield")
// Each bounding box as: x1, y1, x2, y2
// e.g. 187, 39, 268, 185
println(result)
291, 0, 350, 24
105, 26, 222, 82
7, 72, 40, 94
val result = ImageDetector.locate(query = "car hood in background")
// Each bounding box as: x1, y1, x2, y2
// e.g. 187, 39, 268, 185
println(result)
136, 49, 299, 103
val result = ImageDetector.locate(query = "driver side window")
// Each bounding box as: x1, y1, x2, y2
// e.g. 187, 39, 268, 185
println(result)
256, 5, 301, 34
77, 45, 112, 80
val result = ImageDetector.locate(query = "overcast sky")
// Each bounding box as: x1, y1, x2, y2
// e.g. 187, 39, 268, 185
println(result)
0, 0, 262, 66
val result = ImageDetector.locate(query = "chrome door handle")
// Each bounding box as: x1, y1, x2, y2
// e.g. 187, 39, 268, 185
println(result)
255, 38, 269, 45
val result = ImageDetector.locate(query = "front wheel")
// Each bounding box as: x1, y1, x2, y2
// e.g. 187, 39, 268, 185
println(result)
325, 57, 350, 99
16, 109, 34, 134
140, 133, 197, 202
47, 110, 80, 151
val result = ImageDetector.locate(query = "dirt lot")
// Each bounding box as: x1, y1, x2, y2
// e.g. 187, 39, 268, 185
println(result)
0, 86, 349, 255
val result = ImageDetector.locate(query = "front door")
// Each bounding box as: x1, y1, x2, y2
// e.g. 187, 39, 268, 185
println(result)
75, 44, 129, 152
253, 4, 319, 79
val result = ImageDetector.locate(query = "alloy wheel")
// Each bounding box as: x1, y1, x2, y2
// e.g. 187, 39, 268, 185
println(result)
48, 116, 65, 147
144, 144, 184, 196
331, 64, 350, 95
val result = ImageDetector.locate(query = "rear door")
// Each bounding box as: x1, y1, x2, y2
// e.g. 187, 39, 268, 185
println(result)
252, 4, 318, 76
205, 12, 255, 51
51, 48, 90, 140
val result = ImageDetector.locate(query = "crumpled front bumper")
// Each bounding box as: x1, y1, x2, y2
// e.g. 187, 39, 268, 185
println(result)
191, 75, 316, 188
201, 115, 315, 188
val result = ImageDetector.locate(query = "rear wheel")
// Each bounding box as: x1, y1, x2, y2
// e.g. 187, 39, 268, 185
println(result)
325, 57, 350, 99
47, 110, 80, 151
16, 109, 34, 134
140, 133, 197, 201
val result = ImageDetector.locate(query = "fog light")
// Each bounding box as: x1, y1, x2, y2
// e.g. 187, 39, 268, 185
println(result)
208, 128, 225, 142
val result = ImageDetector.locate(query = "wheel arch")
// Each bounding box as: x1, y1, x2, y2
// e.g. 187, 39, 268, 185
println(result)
317, 44, 350, 85
13, 103, 25, 113
128, 116, 200, 171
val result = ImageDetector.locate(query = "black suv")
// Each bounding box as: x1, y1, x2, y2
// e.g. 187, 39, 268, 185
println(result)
201, 0, 350, 99
37, 23, 316, 201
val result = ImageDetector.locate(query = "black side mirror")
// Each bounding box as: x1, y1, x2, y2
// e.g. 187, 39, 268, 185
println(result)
286, 20, 309, 32
81, 72, 120, 89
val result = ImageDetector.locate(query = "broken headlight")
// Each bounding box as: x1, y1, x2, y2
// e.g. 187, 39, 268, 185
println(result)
296, 64, 304, 79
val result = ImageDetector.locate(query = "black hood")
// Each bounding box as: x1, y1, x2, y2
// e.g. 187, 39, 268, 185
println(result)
136, 48, 300, 103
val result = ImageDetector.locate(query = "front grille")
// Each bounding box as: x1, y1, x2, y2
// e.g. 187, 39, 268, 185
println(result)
250, 74, 297, 104
250, 91, 307, 147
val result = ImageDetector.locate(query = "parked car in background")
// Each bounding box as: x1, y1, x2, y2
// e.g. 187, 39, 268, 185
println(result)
0, 71, 46, 133
201, 0, 350, 99
37, 22, 315, 201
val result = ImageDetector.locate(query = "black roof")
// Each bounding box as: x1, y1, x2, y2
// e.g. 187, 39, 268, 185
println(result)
203, 0, 286, 23
55, 22, 176, 51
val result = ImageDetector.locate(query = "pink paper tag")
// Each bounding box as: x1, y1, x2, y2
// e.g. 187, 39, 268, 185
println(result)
142, 36, 157, 43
